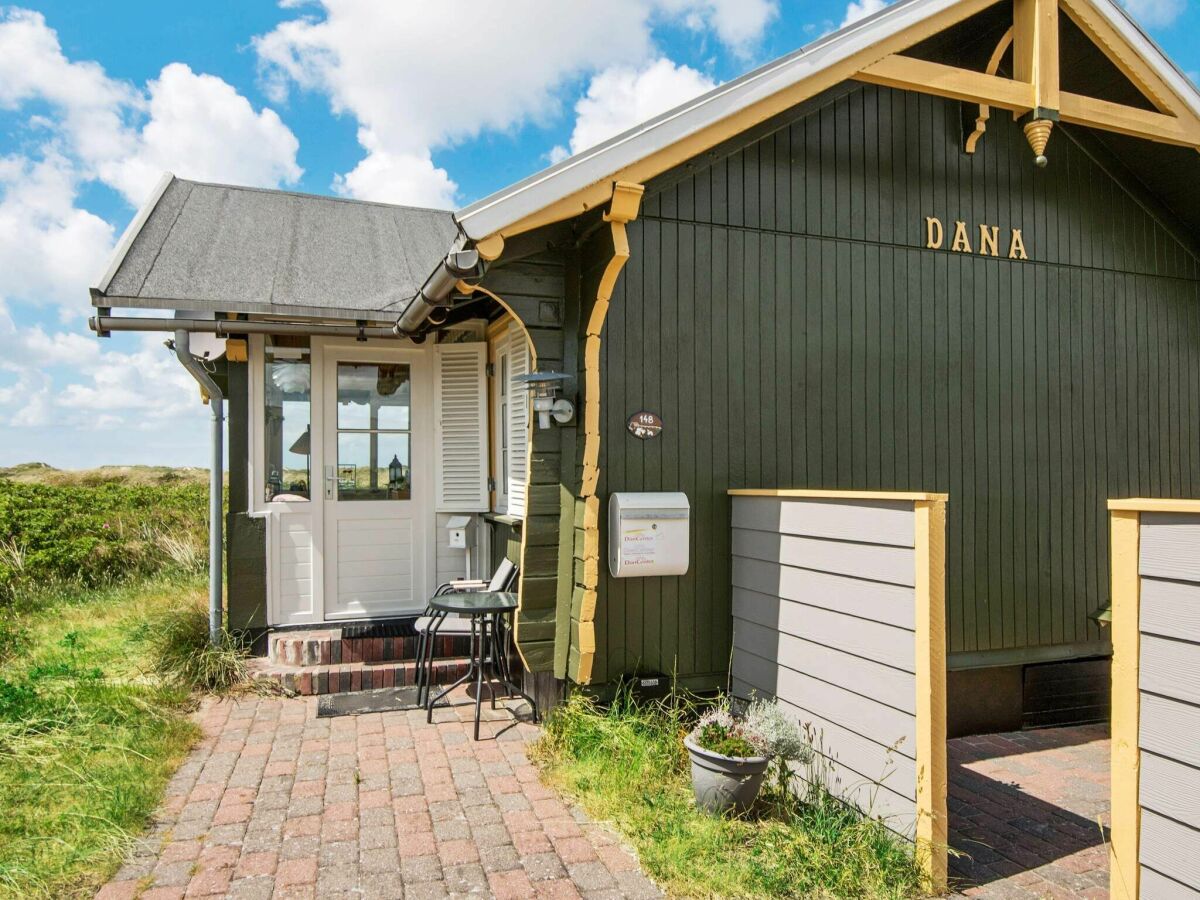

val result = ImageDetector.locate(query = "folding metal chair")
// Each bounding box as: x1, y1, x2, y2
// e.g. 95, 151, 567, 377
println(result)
414, 558, 519, 706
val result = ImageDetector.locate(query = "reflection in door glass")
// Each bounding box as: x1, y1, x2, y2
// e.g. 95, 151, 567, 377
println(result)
336, 363, 411, 501
264, 337, 311, 501
337, 433, 410, 500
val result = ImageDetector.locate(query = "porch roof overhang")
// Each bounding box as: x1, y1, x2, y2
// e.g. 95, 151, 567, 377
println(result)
90, 175, 459, 322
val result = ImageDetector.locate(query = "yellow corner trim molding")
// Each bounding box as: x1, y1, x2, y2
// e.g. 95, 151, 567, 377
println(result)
574, 181, 644, 685
729, 488, 950, 502
1107, 497, 1200, 512
1108, 508, 1141, 900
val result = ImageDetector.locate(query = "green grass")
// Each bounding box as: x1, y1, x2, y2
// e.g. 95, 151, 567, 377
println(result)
0, 575, 204, 899
531, 689, 927, 900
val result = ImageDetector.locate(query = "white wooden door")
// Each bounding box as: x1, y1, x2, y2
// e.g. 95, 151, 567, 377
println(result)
321, 345, 433, 618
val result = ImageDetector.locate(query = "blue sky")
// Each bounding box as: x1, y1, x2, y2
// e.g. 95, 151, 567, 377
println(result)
0, 0, 1195, 469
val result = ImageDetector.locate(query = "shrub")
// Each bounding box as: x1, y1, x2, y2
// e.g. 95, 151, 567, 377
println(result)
146, 602, 248, 692
0, 480, 210, 602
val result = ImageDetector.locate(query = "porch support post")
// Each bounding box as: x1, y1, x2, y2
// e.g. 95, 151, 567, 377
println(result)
174, 329, 225, 646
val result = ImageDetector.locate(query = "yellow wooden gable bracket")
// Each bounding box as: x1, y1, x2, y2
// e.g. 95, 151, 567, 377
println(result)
856, 0, 1200, 162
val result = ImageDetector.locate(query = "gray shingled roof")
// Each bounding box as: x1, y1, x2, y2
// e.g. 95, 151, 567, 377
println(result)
93, 176, 458, 320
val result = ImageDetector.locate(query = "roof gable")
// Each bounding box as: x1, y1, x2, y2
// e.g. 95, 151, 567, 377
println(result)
456, 0, 1200, 244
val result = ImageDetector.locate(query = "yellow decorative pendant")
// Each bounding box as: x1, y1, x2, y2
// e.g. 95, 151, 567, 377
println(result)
1023, 119, 1054, 168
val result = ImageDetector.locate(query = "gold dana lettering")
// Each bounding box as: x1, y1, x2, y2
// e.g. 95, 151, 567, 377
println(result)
925, 216, 944, 249
1008, 228, 1028, 260
951, 221, 972, 253
922, 216, 1030, 260
979, 224, 999, 257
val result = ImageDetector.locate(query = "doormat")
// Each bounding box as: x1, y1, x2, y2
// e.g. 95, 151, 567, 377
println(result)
316, 686, 422, 717
341, 618, 418, 640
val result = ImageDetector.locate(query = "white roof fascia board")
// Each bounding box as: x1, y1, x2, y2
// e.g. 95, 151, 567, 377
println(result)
455, 0, 1200, 242
1084, 0, 1200, 120
91, 171, 175, 296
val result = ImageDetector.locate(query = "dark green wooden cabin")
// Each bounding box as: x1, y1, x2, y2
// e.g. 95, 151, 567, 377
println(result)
91, 0, 1200, 734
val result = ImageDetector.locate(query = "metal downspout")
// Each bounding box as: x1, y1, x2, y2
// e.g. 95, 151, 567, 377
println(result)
174, 330, 224, 646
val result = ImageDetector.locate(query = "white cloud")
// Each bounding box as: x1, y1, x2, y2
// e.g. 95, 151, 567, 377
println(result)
0, 8, 300, 448
1120, 0, 1186, 27
561, 58, 717, 158
659, 0, 778, 55
842, 0, 889, 27
101, 63, 303, 206
0, 151, 115, 310
255, 0, 774, 206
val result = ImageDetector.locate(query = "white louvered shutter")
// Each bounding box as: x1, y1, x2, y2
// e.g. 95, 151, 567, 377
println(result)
506, 323, 530, 518
433, 343, 489, 512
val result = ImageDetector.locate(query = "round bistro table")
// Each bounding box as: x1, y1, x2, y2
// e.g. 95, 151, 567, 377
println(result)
423, 591, 539, 740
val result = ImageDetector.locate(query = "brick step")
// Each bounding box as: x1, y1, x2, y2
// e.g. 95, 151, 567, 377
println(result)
248, 656, 473, 696
268, 628, 472, 666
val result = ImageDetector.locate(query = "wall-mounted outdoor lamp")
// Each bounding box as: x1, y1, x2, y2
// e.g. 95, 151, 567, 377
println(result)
516, 371, 574, 429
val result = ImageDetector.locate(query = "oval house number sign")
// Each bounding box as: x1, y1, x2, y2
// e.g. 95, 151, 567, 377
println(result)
627, 411, 663, 440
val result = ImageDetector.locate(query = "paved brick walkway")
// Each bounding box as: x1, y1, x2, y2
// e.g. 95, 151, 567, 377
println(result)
948, 724, 1111, 899
96, 690, 661, 899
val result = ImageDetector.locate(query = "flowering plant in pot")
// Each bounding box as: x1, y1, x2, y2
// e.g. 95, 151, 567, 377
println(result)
684, 698, 810, 815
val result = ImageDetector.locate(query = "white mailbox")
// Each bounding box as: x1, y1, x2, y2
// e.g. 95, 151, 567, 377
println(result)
608, 492, 690, 578
445, 515, 472, 550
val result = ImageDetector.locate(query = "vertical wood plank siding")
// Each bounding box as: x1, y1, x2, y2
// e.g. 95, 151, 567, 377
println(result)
592, 84, 1200, 682
1137, 511, 1200, 895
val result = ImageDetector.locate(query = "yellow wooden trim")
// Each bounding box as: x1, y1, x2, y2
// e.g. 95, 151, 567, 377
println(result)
487, 0, 998, 241
579, 589, 598, 621
1060, 91, 1200, 147
965, 27, 1014, 154
1013, 0, 1060, 111
224, 338, 248, 363
1107, 497, 1200, 513
914, 499, 948, 893
1109, 508, 1141, 900
474, 233, 505, 262
456, 280, 539, 672
728, 488, 950, 501
486, 312, 513, 340
1059, 0, 1178, 115
571, 181, 644, 685
857, 55, 1035, 112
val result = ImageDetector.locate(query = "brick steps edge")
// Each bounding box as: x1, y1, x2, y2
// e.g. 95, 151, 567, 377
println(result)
248, 657, 472, 696
268, 632, 472, 667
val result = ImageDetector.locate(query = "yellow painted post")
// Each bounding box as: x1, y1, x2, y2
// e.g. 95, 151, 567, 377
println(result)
1108, 507, 1142, 900
914, 498, 948, 892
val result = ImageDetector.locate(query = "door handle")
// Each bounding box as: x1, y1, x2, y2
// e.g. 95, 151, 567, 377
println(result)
325, 465, 335, 499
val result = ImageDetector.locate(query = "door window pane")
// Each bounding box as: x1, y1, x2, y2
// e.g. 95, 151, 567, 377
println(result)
264, 337, 311, 501
337, 364, 410, 430
336, 433, 411, 500
335, 362, 411, 501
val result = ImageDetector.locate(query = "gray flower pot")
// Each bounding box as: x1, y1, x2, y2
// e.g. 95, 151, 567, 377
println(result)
684, 735, 770, 815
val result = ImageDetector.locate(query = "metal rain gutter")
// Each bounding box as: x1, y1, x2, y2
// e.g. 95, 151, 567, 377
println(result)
393, 246, 481, 334
173, 330, 226, 647
89, 316, 401, 340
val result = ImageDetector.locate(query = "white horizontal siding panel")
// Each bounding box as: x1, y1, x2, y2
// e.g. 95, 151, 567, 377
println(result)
733, 555, 915, 629
1140, 513, 1200, 582
1141, 751, 1200, 830
1141, 809, 1200, 889
1141, 576, 1200, 643
1140, 693, 1200, 769
732, 496, 916, 547
733, 528, 916, 586
734, 586, 916, 672
733, 615, 916, 713
1140, 866, 1200, 899
1141, 634, 1200, 706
